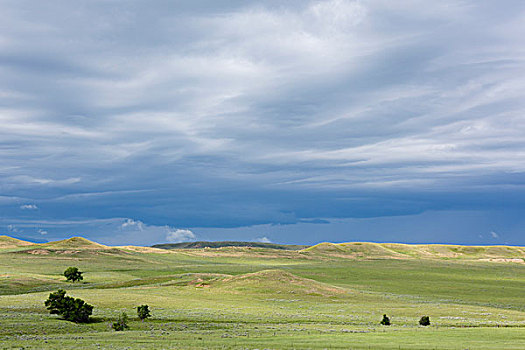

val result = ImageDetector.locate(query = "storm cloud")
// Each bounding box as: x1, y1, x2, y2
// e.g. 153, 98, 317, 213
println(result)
1, 1, 525, 245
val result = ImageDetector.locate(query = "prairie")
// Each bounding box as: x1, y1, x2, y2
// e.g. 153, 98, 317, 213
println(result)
0, 236, 524, 349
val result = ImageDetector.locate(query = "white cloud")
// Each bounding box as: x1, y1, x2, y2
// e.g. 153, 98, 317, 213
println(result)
490, 231, 499, 238
166, 229, 196, 243
20, 204, 38, 210
116, 220, 192, 245
255, 236, 271, 243
121, 218, 144, 231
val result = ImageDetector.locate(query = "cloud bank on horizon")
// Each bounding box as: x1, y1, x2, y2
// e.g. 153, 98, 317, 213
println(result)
1, 0, 525, 245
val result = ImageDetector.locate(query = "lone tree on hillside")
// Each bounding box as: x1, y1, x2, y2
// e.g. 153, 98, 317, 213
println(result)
64, 267, 83, 282
44, 289, 93, 323
419, 316, 431, 326
137, 305, 151, 321
380, 314, 391, 326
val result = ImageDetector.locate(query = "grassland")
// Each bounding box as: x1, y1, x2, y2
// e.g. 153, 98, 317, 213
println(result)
0, 236, 524, 349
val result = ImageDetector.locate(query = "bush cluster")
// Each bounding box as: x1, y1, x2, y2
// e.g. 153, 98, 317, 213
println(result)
44, 289, 93, 323
45, 268, 154, 330
112, 312, 130, 331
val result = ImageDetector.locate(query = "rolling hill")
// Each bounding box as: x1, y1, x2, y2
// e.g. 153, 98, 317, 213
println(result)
1, 235, 524, 261
37, 236, 109, 250
303, 241, 525, 261
217, 269, 347, 296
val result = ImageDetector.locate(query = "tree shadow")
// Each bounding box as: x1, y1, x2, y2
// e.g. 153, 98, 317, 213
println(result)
54, 316, 107, 324
87, 317, 107, 324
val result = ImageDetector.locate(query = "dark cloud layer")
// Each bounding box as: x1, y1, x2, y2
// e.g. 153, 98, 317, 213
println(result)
1, 1, 525, 245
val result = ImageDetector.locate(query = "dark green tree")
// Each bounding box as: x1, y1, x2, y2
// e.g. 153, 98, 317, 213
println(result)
112, 312, 129, 331
380, 314, 391, 325
419, 316, 430, 326
64, 267, 83, 282
44, 289, 93, 323
137, 305, 151, 321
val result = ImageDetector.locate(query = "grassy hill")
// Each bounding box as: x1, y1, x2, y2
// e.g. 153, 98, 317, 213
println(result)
0, 235, 524, 349
37, 236, 109, 250
0, 235, 35, 249
216, 269, 347, 297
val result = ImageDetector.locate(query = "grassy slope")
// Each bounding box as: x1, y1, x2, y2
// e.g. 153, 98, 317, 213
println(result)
0, 235, 35, 249
0, 237, 524, 349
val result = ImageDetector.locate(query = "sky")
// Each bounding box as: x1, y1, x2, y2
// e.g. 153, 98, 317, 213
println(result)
1, 0, 525, 246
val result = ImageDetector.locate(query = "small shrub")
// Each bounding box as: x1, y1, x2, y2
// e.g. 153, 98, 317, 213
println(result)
380, 314, 391, 325
64, 267, 83, 282
44, 289, 93, 323
137, 304, 151, 321
112, 312, 129, 331
419, 316, 430, 326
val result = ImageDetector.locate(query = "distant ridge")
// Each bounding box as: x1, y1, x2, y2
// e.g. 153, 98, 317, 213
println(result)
152, 241, 309, 250
1, 235, 523, 261
303, 242, 525, 260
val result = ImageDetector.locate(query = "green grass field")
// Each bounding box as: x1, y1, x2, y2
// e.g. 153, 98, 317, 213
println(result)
0, 236, 524, 349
